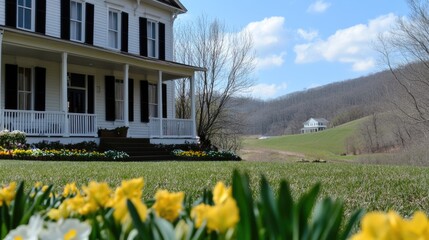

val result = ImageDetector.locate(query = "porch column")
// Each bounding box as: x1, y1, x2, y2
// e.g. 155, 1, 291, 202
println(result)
61, 52, 69, 137
0, 30, 3, 130
123, 64, 129, 127
190, 73, 197, 139
158, 71, 163, 137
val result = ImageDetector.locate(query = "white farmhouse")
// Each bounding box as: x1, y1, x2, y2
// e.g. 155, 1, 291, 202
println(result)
0, 0, 202, 144
301, 118, 329, 134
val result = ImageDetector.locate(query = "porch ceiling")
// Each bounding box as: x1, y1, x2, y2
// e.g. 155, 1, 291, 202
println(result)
2, 28, 201, 81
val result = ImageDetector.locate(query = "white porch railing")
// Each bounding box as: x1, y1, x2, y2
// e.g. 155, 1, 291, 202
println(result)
1, 110, 97, 136
149, 117, 194, 138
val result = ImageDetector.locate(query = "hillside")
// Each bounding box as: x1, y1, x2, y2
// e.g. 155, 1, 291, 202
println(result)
237, 70, 394, 135
242, 118, 365, 160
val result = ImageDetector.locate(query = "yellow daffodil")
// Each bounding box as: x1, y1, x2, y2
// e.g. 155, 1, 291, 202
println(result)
152, 190, 185, 222
0, 182, 17, 207
213, 182, 232, 205
206, 198, 239, 233
113, 198, 147, 224
82, 181, 112, 208
191, 204, 212, 228
110, 178, 144, 206
351, 210, 429, 240
62, 182, 79, 197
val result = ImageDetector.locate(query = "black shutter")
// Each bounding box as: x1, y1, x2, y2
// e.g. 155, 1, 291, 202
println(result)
5, 64, 18, 110
34, 67, 46, 111
140, 80, 149, 122
87, 75, 94, 114
121, 12, 129, 52
105, 76, 115, 121
159, 22, 166, 60
85, 3, 94, 45
139, 18, 148, 57
61, 0, 70, 40
128, 79, 134, 121
5, 0, 16, 27
162, 84, 167, 118
35, 0, 46, 34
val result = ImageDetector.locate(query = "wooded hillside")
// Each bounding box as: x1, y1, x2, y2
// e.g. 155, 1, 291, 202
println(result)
237, 70, 394, 135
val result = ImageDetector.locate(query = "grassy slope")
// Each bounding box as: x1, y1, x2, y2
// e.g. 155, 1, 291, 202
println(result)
0, 160, 428, 217
243, 118, 365, 160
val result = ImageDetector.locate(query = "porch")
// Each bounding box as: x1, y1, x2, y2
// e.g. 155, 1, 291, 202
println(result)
0, 28, 201, 143
0, 109, 194, 138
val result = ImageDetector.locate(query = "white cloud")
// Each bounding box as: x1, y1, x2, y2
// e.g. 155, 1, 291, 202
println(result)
255, 52, 286, 70
297, 28, 319, 41
242, 16, 286, 50
246, 83, 288, 99
307, 0, 331, 13
294, 13, 397, 71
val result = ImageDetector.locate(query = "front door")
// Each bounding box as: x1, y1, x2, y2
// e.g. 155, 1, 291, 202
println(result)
68, 73, 86, 113
68, 89, 86, 113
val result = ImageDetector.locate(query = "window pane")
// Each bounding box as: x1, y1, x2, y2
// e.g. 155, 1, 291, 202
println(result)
18, 68, 24, 90
76, 23, 82, 40
25, 68, 31, 91
77, 3, 82, 20
25, 0, 31, 7
152, 24, 156, 38
24, 9, 31, 29
18, 8, 23, 28
25, 93, 31, 110
108, 31, 117, 48
70, 2, 76, 19
18, 93, 25, 110
18, 0, 23, 5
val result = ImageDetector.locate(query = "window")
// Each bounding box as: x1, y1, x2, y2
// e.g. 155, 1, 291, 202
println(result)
115, 80, 124, 120
17, 0, 34, 31
70, 1, 84, 42
108, 9, 120, 49
147, 20, 157, 58
148, 84, 158, 117
18, 67, 32, 110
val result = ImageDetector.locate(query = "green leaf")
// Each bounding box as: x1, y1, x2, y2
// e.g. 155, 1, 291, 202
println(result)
340, 208, 365, 240
278, 181, 294, 239
127, 199, 150, 239
259, 176, 280, 239
20, 185, 53, 225
232, 170, 258, 240
11, 182, 25, 229
293, 183, 320, 240
190, 220, 207, 240
154, 217, 175, 240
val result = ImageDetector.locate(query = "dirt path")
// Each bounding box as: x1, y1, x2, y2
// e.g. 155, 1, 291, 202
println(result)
239, 147, 305, 162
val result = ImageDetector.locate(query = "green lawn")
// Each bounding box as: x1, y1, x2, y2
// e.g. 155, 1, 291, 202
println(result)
243, 119, 365, 160
1, 160, 428, 217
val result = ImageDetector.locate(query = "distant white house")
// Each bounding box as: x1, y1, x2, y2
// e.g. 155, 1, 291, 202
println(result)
301, 118, 329, 134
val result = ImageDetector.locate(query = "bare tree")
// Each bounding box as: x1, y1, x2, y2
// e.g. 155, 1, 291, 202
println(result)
378, 0, 429, 135
174, 16, 255, 149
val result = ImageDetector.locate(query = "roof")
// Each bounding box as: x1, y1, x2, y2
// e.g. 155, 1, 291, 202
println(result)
154, 0, 187, 12
303, 118, 329, 124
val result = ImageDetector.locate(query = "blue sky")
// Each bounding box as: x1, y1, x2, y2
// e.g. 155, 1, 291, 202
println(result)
177, 0, 409, 99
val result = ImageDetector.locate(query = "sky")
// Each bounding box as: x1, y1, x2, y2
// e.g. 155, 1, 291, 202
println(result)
176, 0, 410, 100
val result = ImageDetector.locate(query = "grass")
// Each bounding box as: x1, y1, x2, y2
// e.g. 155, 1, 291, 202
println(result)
243, 118, 365, 160
1, 160, 428, 217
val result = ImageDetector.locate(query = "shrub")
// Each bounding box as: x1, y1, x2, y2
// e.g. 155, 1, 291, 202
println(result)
0, 129, 27, 150
31, 141, 98, 152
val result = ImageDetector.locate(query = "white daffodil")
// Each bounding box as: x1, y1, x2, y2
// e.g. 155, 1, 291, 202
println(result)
39, 219, 91, 240
4, 215, 43, 240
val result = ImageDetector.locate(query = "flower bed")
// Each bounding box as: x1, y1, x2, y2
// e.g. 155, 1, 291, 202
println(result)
0, 148, 129, 161
1, 171, 427, 239
172, 149, 241, 161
